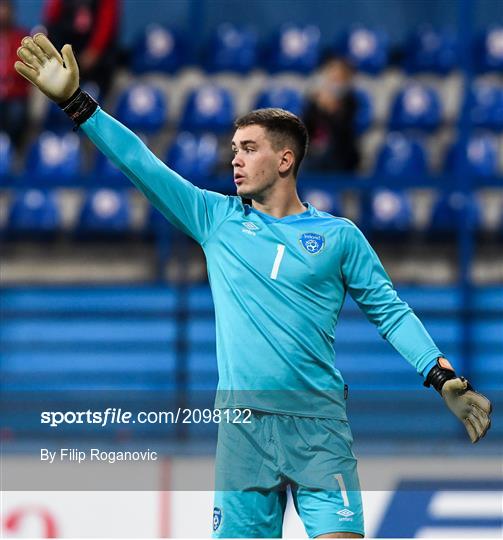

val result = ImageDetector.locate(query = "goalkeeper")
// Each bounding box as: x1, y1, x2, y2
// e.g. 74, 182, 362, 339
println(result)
15, 35, 492, 539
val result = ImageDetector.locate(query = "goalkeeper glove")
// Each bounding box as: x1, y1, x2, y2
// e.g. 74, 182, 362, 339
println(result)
425, 357, 492, 443
15, 33, 97, 125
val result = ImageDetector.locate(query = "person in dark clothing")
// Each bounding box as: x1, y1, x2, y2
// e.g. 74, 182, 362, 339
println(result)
303, 55, 360, 172
0, 0, 30, 147
43, 0, 120, 98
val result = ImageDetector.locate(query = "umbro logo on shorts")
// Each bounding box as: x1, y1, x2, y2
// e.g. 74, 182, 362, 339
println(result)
337, 508, 354, 518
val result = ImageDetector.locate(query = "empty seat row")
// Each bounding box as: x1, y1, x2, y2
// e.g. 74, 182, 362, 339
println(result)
301, 187, 503, 235
2, 128, 501, 183
0, 131, 223, 182
131, 23, 503, 75
2, 188, 167, 236
3, 188, 503, 237
376, 131, 500, 178
41, 80, 503, 136
366, 190, 486, 235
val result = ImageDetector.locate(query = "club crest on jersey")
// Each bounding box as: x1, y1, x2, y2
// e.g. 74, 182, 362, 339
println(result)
299, 232, 325, 255
213, 507, 223, 531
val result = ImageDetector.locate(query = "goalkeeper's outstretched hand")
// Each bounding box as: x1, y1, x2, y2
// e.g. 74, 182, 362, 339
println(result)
15, 33, 79, 103
425, 358, 492, 443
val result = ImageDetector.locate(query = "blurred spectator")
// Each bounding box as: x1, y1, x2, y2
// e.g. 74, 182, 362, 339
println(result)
303, 55, 360, 172
0, 0, 30, 147
43, 0, 120, 98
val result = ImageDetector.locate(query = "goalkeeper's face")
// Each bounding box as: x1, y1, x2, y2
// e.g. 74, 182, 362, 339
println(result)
231, 125, 292, 200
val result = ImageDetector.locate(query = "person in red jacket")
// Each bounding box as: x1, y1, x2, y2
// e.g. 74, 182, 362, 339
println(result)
0, 0, 30, 147
43, 0, 120, 98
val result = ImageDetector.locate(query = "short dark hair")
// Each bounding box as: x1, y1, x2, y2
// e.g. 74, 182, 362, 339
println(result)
234, 108, 309, 177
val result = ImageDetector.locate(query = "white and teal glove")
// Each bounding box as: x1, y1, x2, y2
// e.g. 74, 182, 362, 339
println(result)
425, 358, 492, 443
15, 33, 97, 125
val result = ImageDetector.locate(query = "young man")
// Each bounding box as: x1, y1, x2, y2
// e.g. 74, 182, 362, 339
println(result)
15, 35, 492, 539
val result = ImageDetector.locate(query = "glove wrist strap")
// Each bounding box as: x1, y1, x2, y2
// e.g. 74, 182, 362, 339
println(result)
424, 358, 457, 393
58, 88, 98, 126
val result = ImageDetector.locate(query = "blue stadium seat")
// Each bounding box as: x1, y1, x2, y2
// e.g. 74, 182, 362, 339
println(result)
0, 132, 13, 180
444, 133, 498, 177
299, 188, 340, 215
267, 24, 321, 73
26, 131, 81, 182
369, 189, 413, 234
7, 189, 61, 235
337, 26, 389, 74
354, 87, 373, 133
429, 191, 482, 233
205, 23, 258, 73
403, 26, 458, 74
145, 206, 175, 270
475, 26, 503, 73
43, 101, 68, 133
180, 84, 234, 133
116, 84, 167, 133
76, 189, 131, 235
374, 132, 428, 178
132, 24, 185, 74
146, 204, 174, 235
389, 84, 442, 132
499, 201, 503, 237
94, 152, 129, 186
254, 85, 304, 116
468, 84, 503, 131
166, 131, 219, 180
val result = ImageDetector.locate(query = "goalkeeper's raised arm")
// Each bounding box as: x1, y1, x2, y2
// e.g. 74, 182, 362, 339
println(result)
15, 33, 233, 244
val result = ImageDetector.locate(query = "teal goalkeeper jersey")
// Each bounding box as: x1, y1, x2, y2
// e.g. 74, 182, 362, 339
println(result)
83, 108, 442, 419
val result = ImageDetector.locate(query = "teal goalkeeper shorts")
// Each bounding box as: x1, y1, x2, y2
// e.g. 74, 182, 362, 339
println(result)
211, 411, 364, 538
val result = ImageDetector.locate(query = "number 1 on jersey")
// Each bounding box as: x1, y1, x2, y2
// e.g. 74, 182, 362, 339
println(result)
270, 244, 285, 280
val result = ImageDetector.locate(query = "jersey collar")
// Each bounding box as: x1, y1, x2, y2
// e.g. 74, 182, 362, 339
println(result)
247, 202, 314, 224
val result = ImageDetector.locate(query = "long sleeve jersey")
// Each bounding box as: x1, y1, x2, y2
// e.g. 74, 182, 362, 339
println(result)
82, 108, 442, 419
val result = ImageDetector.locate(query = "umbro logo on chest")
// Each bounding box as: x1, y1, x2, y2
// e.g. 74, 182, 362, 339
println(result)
241, 221, 260, 236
